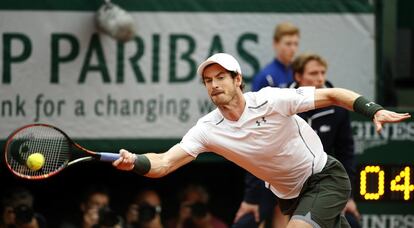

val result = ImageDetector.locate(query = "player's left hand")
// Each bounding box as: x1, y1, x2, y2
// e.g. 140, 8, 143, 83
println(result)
342, 199, 361, 221
373, 110, 411, 133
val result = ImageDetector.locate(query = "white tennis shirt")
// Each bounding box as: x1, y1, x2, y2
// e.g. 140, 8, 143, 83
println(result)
179, 87, 328, 199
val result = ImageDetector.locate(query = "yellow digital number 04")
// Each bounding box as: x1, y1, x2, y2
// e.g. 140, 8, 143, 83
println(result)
360, 166, 414, 200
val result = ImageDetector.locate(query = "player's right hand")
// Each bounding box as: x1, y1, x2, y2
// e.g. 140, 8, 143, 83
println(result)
233, 201, 260, 223
112, 149, 136, 171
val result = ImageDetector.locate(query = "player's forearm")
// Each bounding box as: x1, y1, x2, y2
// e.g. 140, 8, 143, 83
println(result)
141, 153, 172, 178
332, 88, 362, 111
135, 145, 194, 178
315, 88, 360, 111
316, 87, 388, 123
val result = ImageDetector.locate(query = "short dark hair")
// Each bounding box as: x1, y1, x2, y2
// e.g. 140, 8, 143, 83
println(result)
292, 53, 328, 75
229, 71, 245, 91
179, 184, 209, 203
1, 187, 34, 209
81, 185, 110, 203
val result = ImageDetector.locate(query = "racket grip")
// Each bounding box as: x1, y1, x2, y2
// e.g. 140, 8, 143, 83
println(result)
98, 152, 120, 162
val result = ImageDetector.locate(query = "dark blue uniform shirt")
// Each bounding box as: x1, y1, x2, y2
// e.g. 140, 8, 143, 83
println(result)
251, 58, 294, 91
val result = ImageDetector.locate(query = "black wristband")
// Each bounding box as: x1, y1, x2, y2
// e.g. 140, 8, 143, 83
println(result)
133, 154, 151, 175
353, 96, 384, 119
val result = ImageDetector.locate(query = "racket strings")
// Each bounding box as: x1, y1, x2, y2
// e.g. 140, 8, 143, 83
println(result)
37, 126, 69, 174
6, 126, 70, 178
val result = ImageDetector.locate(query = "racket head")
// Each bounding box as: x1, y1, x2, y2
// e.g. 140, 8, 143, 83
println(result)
4, 124, 73, 180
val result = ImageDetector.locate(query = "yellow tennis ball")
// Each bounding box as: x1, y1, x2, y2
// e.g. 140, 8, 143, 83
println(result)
26, 153, 45, 171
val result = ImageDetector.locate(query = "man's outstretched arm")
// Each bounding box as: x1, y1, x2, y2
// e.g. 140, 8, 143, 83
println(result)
314, 88, 411, 132
112, 144, 195, 178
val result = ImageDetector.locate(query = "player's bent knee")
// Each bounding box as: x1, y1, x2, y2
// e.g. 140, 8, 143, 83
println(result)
287, 218, 317, 228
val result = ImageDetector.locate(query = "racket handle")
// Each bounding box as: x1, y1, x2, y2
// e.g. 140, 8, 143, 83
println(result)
98, 152, 120, 162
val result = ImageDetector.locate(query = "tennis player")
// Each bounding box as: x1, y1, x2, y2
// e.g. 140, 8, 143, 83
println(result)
113, 53, 410, 228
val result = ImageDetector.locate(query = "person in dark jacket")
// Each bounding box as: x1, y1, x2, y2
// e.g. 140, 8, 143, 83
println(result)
233, 53, 361, 228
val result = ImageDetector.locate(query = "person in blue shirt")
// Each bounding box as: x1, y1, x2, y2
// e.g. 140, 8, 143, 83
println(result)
251, 22, 300, 90
233, 22, 300, 228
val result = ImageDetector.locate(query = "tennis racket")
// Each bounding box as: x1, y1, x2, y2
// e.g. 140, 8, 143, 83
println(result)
4, 123, 120, 180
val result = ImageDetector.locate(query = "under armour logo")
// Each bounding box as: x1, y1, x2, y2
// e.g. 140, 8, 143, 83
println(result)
256, 117, 267, 126
366, 102, 375, 107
